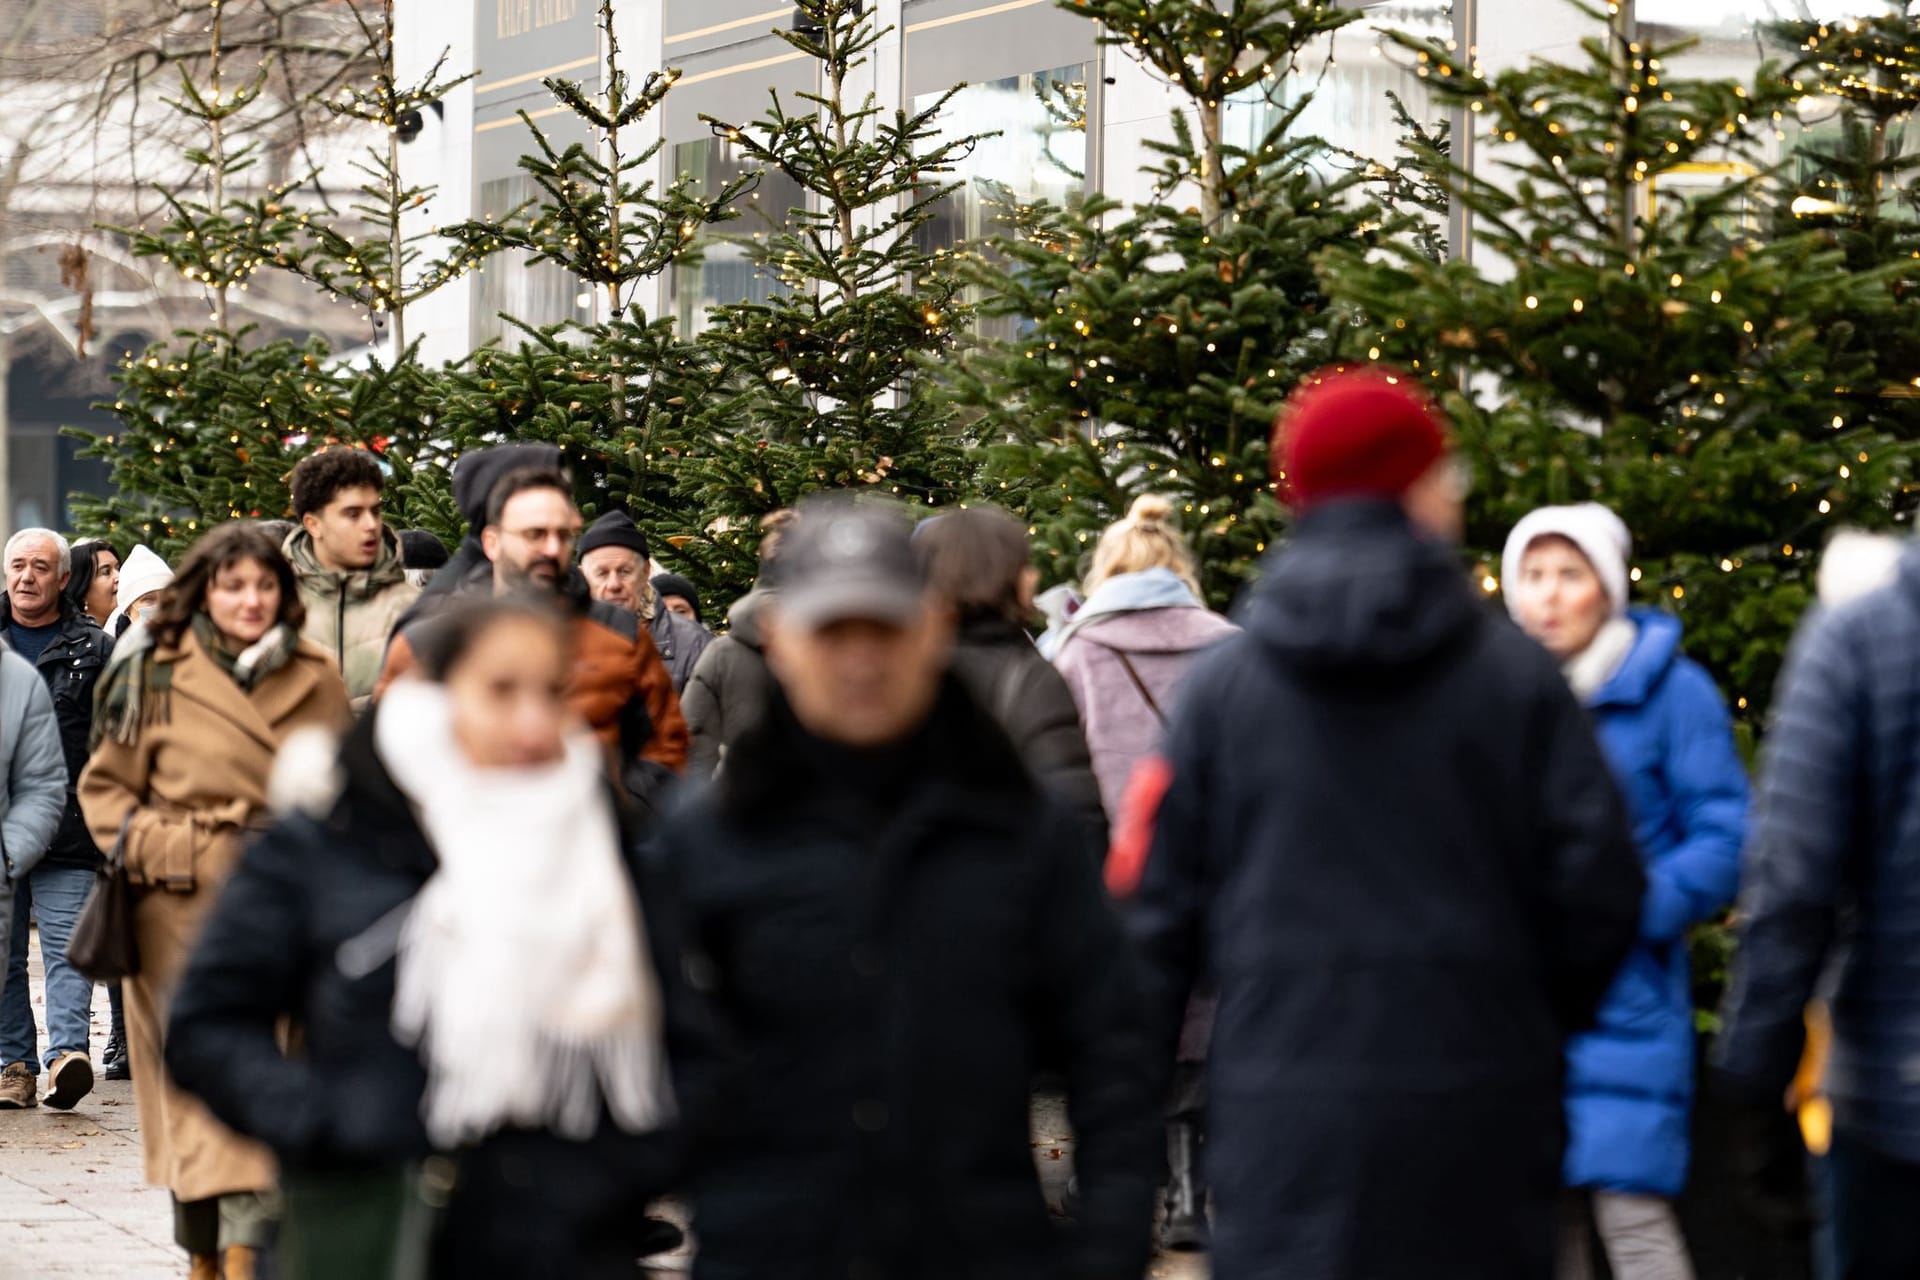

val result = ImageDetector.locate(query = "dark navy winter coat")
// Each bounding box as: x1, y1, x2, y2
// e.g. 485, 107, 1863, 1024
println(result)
1565, 609, 1748, 1197
1718, 547, 1920, 1165
1122, 501, 1645, 1280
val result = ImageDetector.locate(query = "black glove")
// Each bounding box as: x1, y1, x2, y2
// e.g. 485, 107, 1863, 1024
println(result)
1717, 1073, 1815, 1234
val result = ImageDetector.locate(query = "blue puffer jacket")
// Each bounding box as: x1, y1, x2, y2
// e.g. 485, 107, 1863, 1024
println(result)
1565, 609, 1749, 1196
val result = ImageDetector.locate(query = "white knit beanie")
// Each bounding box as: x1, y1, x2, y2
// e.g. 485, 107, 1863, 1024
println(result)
115, 544, 174, 613
1501, 503, 1632, 619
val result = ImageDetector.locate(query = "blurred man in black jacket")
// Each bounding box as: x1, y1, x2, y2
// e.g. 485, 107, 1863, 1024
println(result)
654, 497, 1161, 1280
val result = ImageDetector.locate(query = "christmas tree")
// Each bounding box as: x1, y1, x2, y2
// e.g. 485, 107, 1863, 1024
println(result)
1322, 0, 1920, 721
650, 0, 991, 601
70, 0, 491, 554
1765, 3, 1920, 442
946, 0, 1377, 604
434, 0, 744, 544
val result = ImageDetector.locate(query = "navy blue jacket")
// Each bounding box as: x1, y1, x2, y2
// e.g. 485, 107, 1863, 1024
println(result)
1566, 610, 1748, 1196
1124, 501, 1645, 1280
1718, 548, 1920, 1164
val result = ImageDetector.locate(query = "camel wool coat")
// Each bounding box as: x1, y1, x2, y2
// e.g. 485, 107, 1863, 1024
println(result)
79, 625, 351, 1203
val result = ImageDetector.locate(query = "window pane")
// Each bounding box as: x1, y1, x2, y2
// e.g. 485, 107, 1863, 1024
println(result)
1225, 3, 1452, 247
913, 63, 1090, 339
668, 136, 809, 336
472, 175, 592, 349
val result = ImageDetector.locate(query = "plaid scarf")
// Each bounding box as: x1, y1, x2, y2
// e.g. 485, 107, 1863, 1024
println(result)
93, 616, 300, 749
191, 614, 299, 692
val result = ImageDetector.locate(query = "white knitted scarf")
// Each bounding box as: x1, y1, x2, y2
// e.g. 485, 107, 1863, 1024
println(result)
376, 679, 672, 1147
1562, 615, 1638, 702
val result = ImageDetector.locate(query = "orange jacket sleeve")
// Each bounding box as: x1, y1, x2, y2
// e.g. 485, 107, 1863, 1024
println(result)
374, 629, 418, 702
633, 627, 689, 773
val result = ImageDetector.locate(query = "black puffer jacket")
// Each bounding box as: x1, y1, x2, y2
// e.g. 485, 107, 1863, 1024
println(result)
653, 679, 1161, 1280
948, 614, 1107, 852
1123, 501, 1645, 1280
0, 596, 110, 868
165, 712, 677, 1279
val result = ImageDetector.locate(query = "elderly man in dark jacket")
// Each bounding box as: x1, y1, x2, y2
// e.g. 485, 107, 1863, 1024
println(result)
1114, 368, 1645, 1280
0, 528, 112, 1111
655, 497, 1161, 1280
1717, 543, 1920, 1277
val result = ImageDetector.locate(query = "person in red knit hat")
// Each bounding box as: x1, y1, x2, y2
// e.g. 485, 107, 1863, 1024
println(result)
1108, 364, 1646, 1280
1272, 364, 1462, 539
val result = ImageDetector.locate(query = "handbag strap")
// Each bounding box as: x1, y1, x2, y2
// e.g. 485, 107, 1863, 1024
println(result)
105, 813, 135, 871
1085, 640, 1167, 726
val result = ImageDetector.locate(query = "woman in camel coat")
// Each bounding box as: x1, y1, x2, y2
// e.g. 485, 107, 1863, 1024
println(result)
80, 522, 350, 1280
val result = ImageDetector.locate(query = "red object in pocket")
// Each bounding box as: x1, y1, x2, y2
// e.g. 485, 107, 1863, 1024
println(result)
1105, 755, 1175, 899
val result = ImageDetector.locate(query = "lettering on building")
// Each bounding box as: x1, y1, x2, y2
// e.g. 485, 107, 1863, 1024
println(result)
496, 0, 578, 39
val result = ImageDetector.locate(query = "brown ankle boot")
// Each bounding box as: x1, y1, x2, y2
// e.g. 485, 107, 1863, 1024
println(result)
221, 1245, 258, 1280
188, 1254, 220, 1280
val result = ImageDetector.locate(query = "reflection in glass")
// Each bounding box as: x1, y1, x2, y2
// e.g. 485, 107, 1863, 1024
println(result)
1225, 2, 1451, 175
668, 137, 809, 336
914, 64, 1090, 339
472, 176, 593, 349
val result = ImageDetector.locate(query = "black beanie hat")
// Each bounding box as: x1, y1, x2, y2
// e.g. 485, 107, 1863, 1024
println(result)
650, 572, 703, 625
577, 510, 650, 563
399, 529, 450, 571
452, 443, 564, 530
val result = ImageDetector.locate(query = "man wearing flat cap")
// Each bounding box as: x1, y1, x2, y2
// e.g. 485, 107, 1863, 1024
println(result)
652, 494, 1160, 1280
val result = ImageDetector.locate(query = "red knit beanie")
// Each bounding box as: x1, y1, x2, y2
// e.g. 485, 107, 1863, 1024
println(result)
1273, 366, 1450, 511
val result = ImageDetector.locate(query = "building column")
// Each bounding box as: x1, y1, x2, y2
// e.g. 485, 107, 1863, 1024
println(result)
395, 0, 477, 367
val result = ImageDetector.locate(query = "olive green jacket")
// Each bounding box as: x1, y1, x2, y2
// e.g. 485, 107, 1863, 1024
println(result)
285, 527, 421, 709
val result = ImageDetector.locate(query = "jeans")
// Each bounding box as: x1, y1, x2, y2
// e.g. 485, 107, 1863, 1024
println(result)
1827, 1127, 1920, 1279
0, 863, 96, 1069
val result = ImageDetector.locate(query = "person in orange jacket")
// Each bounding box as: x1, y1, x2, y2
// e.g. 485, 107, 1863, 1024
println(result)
379, 466, 687, 803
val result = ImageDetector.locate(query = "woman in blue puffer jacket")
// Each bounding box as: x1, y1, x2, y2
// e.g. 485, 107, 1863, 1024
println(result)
1503, 504, 1749, 1280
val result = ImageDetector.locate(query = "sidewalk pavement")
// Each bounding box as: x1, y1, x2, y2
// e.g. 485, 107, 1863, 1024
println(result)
0, 927, 1208, 1278
0, 932, 176, 1278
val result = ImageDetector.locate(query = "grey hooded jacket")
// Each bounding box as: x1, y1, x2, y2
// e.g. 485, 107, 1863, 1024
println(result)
0, 640, 71, 882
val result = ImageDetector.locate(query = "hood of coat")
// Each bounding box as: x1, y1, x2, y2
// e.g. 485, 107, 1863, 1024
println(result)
0, 593, 93, 644
726, 588, 771, 651
958, 614, 1034, 650
1058, 600, 1237, 657
1587, 609, 1684, 711
284, 525, 409, 601
1241, 500, 1481, 675
1039, 567, 1205, 657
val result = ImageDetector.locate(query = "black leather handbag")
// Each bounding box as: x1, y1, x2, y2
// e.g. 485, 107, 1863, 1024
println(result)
67, 815, 139, 982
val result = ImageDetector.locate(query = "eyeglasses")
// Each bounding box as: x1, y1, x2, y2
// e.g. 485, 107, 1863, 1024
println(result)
502, 526, 581, 550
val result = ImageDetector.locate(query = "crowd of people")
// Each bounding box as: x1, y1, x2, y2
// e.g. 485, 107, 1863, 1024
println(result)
0, 365, 1910, 1280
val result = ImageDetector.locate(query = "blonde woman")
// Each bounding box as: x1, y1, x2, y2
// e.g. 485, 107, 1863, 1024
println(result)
1047, 492, 1235, 1251
1047, 495, 1235, 820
